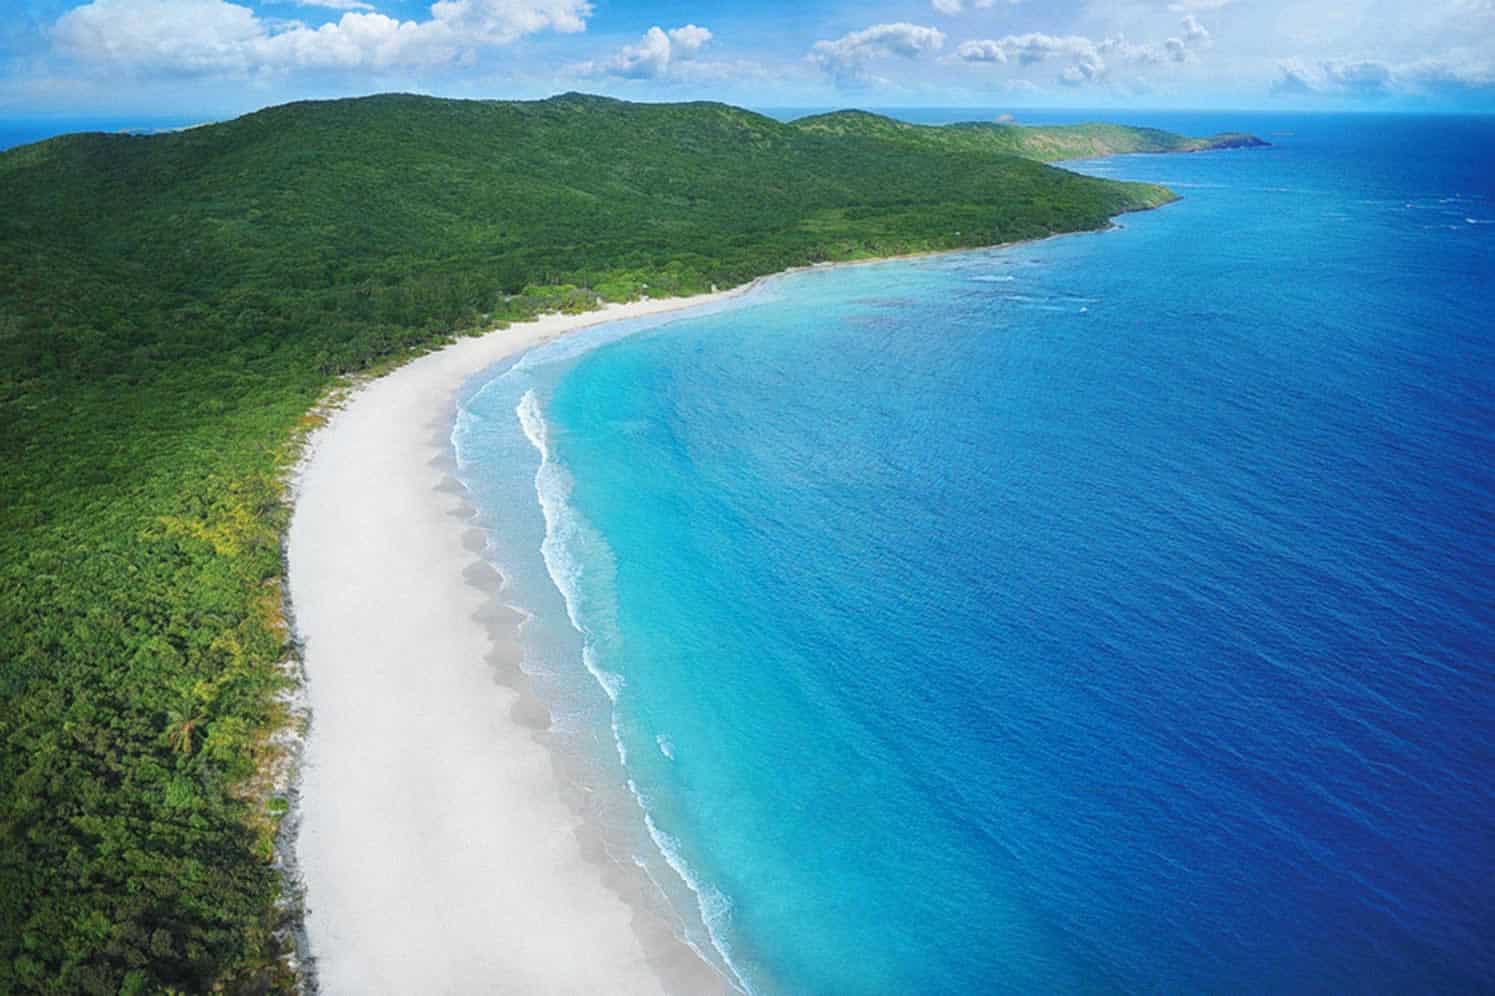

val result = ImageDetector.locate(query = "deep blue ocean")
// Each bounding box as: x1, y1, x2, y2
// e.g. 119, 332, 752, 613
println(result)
453, 113, 1494, 994
0, 117, 208, 151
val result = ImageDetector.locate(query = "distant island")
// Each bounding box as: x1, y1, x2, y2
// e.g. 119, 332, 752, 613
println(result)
0, 92, 1265, 994
794, 109, 1270, 160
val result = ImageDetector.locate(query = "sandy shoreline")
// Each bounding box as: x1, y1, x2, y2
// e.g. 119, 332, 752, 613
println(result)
282, 239, 1081, 993
286, 288, 757, 994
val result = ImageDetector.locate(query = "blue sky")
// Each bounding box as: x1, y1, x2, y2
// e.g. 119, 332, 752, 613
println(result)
3, 0, 1493, 117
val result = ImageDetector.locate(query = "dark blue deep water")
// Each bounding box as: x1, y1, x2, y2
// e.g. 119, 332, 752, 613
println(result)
455, 113, 1495, 994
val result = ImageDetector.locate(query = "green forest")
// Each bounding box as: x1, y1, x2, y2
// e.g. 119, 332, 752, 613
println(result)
0, 92, 1221, 993
794, 109, 1268, 161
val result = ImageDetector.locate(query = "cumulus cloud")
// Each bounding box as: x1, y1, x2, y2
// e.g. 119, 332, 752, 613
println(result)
49, 0, 591, 76
1058, 60, 1103, 85
1099, 35, 1166, 65
955, 32, 1106, 73
955, 39, 1007, 63
294, 0, 375, 10
930, 0, 998, 13
53, 0, 264, 75
667, 24, 711, 56
584, 22, 712, 79
1000, 32, 1099, 65
956, 16, 1212, 85
1157, 13, 1211, 62
812, 22, 945, 83
599, 26, 671, 78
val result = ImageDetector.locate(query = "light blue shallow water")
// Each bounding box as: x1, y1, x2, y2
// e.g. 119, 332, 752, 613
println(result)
0, 118, 207, 151
454, 113, 1495, 994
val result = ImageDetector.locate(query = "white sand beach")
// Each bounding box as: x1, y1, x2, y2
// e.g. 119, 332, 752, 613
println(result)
286, 291, 748, 994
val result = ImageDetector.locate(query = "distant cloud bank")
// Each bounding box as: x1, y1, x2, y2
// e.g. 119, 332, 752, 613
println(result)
12, 0, 1495, 113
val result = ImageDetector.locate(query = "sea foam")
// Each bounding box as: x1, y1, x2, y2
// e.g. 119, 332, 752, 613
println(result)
516, 388, 754, 993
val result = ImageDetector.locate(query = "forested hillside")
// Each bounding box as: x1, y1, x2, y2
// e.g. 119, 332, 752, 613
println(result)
793, 108, 1268, 160
0, 92, 1203, 993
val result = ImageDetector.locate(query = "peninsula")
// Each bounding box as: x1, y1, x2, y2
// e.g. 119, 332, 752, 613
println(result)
0, 93, 1263, 993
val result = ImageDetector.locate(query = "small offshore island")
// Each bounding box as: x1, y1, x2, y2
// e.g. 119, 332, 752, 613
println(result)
0, 94, 1267, 993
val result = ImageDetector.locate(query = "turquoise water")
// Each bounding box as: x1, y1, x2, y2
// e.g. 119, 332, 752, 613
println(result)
454, 114, 1495, 993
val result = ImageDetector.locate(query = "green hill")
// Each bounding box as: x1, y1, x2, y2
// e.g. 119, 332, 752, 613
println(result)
792, 109, 1269, 161
0, 92, 1202, 993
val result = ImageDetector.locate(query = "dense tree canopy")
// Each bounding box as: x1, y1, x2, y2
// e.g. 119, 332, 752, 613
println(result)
793, 109, 1268, 160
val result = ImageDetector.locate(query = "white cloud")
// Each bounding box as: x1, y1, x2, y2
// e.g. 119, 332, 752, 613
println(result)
579, 22, 712, 79
294, 0, 375, 11
956, 16, 1212, 84
1099, 35, 1166, 65
995, 32, 1099, 65
31, 0, 1495, 109
955, 32, 1098, 67
955, 39, 1007, 63
49, 0, 591, 76
812, 22, 945, 83
1156, 14, 1210, 62
601, 25, 671, 78
667, 24, 711, 56
930, 0, 999, 13
53, 0, 263, 75
1058, 59, 1103, 85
